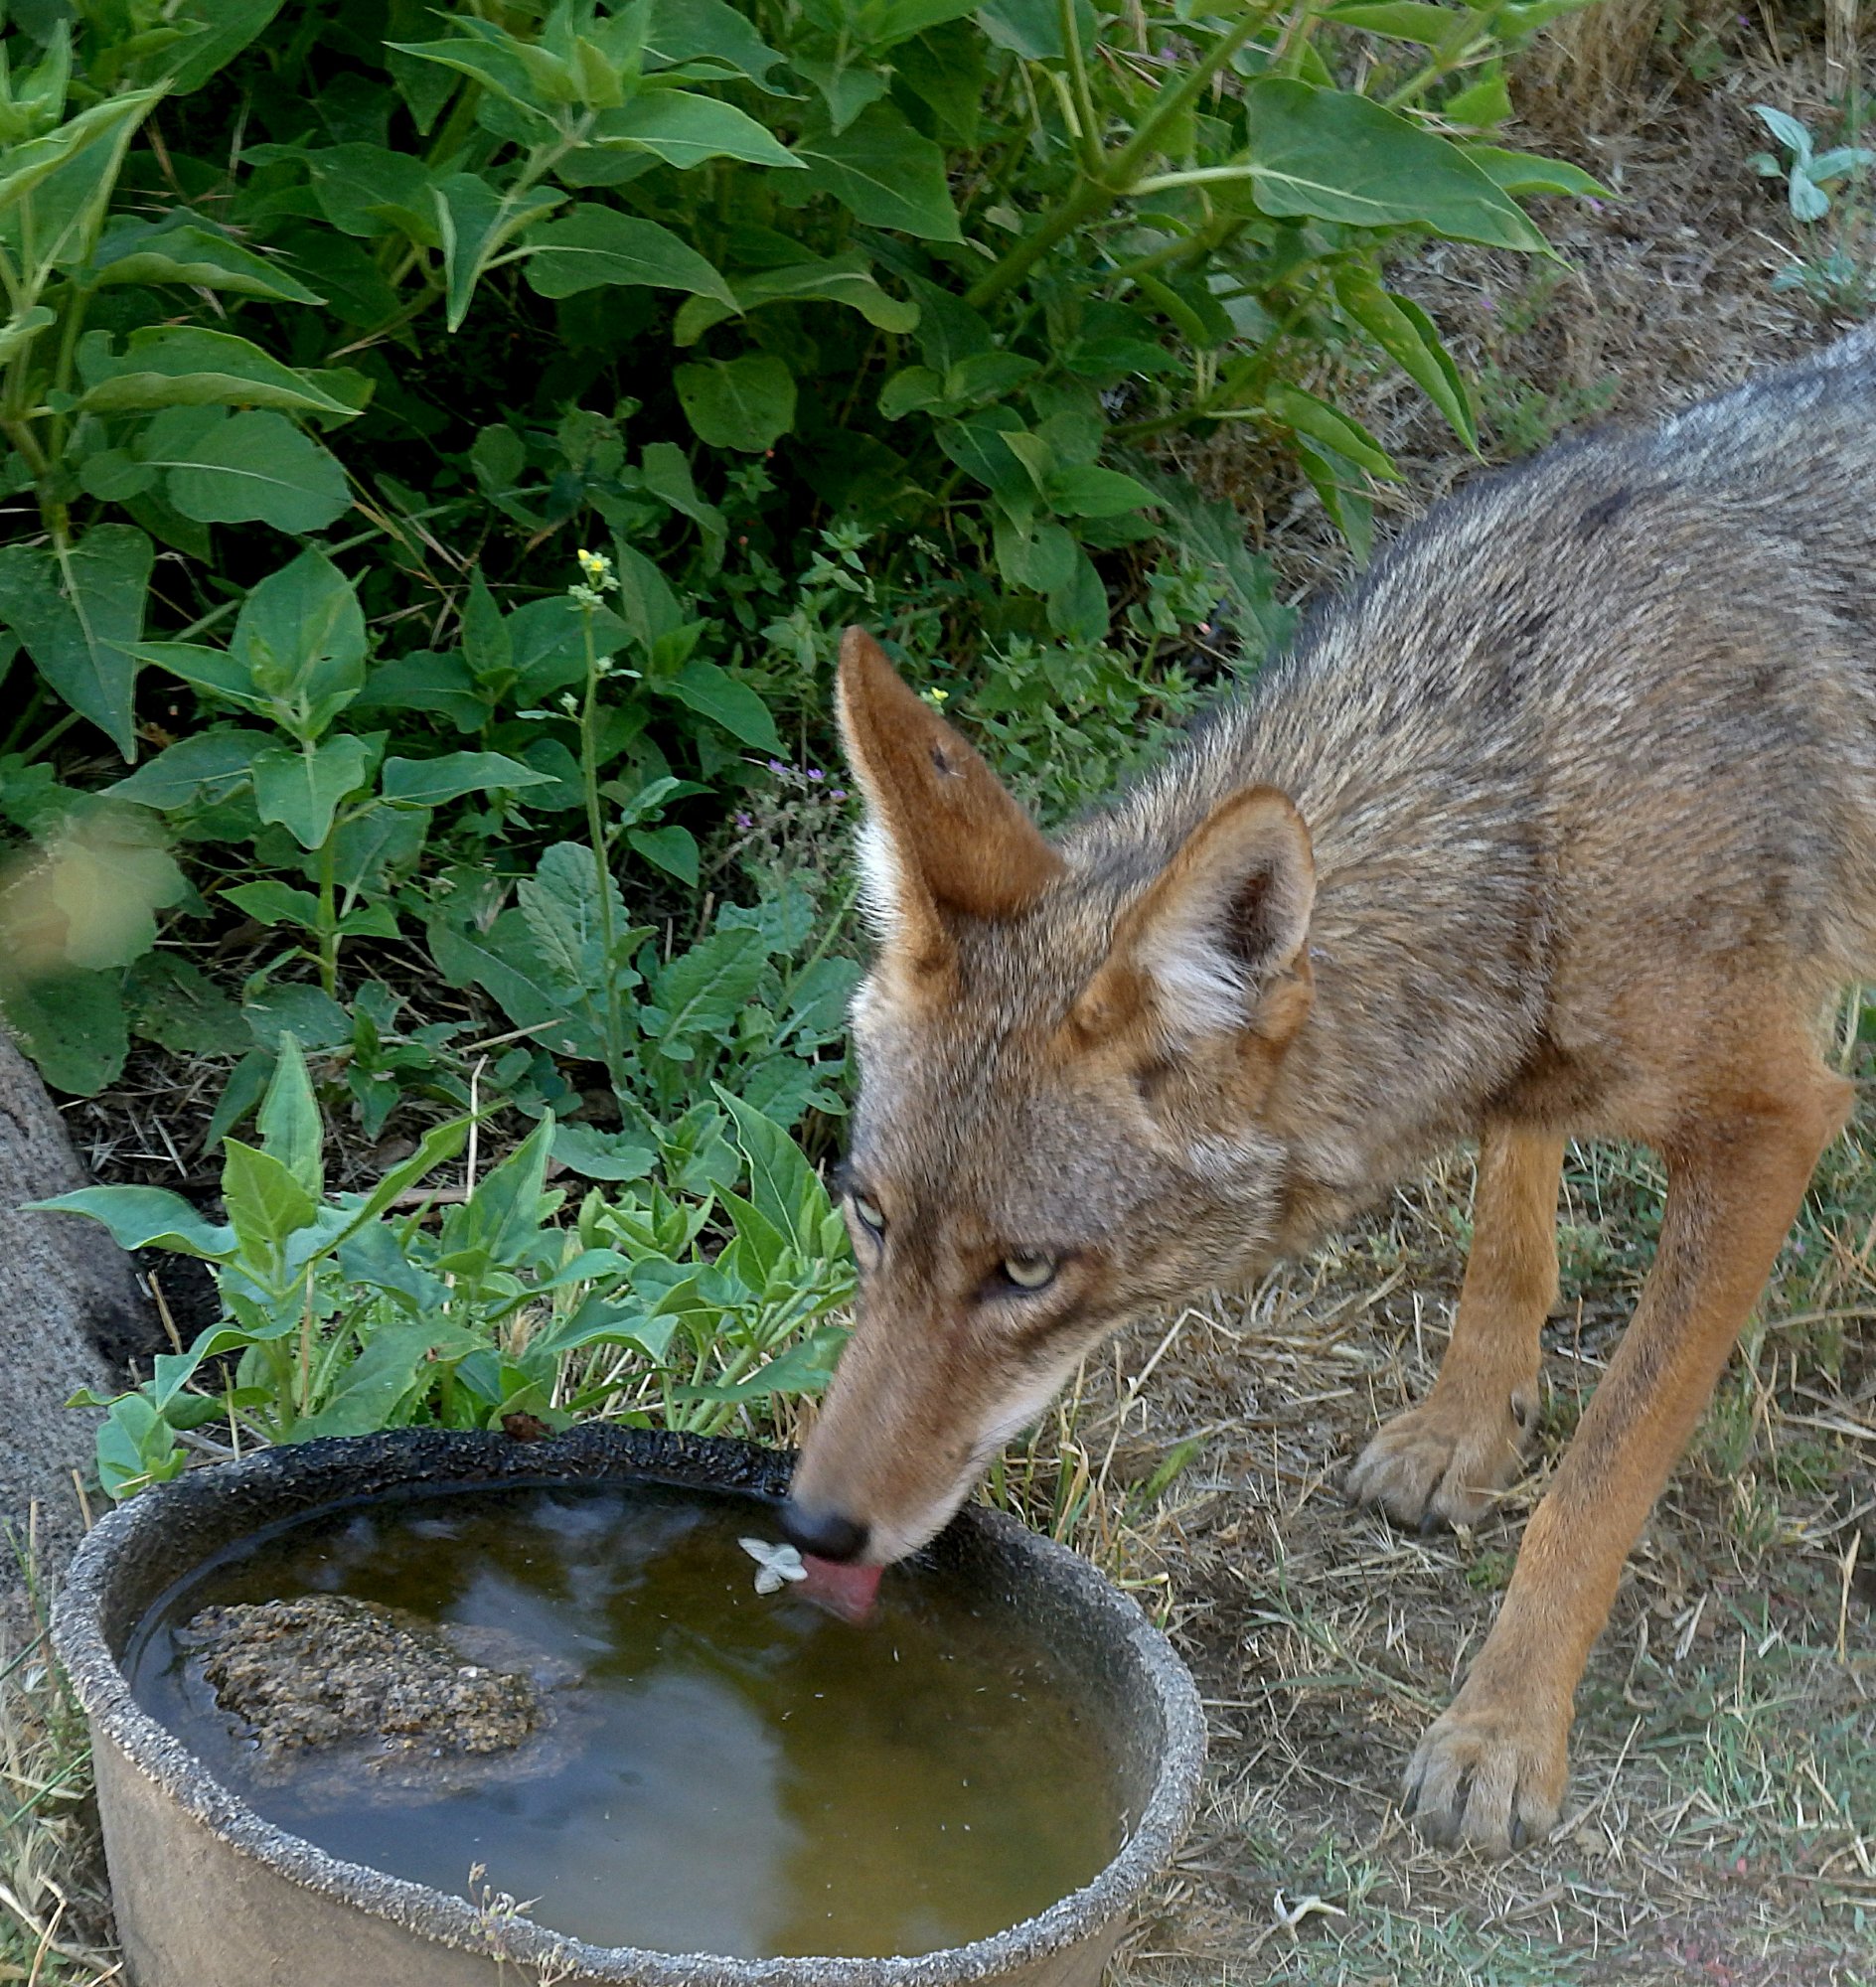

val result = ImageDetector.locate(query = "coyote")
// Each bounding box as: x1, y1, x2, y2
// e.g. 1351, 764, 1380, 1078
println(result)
780, 326, 1876, 1855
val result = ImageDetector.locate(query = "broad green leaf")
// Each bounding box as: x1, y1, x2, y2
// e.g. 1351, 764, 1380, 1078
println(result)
670, 1331, 843, 1405
664, 658, 782, 751
133, 641, 270, 715
389, 25, 575, 113
222, 1138, 317, 1257
225, 878, 321, 927
297, 1322, 475, 1440
432, 172, 565, 332
1333, 265, 1477, 449
1322, 2, 1472, 45
516, 841, 632, 995
77, 326, 367, 417
791, 57, 889, 132
639, 442, 727, 562
1045, 464, 1156, 518
242, 984, 352, 1051
442, 1114, 557, 1271
877, 365, 944, 419
94, 1394, 188, 1500
1236, 79, 1548, 251
528, 1297, 678, 1364
523, 204, 733, 304
1261, 382, 1400, 479
551, 1125, 657, 1182
90, 218, 323, 302
935, 410, 1034, 511
381, 751, 554, 806
592, 92, 801, 170
329, 804, 429, 899
1445, 71, 1512, 126
1464, 145, 1614, 200
627, 823, 699, 885
674, 250, 918, 342
674, 353, 796, 452
251, 735, 371, 849
0, 526, 152, 760
332, 1113, 472, 1242
30, 1181, 234, 1257
0, 304, 55, 364
305, 144, 439, 244
790, 102, 961, 239
643, 0, 786, 86
460, 570, 512, 687
233, 548, 368, 737
350, 651, 485, 731
651, 925, 767, 1054
715, 1087, 825, 1250
853, 0, 981, 48
429, 913, 598, 1054
123, 953, 248, 1055
163, 0, 285, 93
0, 88, 159, 219
103, 726, 267, 808
156, 408, 352, 533
257, 1033, 323, 1197
976, 0, 1098, 61
1, 969, 128, 1096
1296, 437, 1374, 566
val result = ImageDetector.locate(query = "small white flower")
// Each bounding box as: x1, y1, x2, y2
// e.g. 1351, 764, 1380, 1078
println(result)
739, 1537, 808, 1596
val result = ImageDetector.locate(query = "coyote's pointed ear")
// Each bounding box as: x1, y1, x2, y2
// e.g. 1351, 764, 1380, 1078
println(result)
1078, 786, 1315, 1050
837, 627, 1063, 967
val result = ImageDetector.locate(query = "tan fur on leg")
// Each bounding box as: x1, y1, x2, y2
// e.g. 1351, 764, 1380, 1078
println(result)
1348, 1126, 1564, 1528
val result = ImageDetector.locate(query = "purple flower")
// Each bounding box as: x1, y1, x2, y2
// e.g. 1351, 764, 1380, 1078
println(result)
1481, 294, 1496, 313
766, 758, 787, 775
807, 767, 824, 782
734, 811, 753, 829
831, 788, 848, 802
1588, 198, 1606, 214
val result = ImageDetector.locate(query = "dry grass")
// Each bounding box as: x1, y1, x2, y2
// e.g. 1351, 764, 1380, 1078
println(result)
0, 1545, 115, 1987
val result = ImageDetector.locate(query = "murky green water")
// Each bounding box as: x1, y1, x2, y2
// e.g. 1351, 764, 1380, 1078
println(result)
129, 1483, 1126, 1959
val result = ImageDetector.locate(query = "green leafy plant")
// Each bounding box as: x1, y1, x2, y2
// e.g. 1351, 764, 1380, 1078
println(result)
1750, 102, 1873, 222
0, 0, 1600, 1171
40, 1039, 853, 1497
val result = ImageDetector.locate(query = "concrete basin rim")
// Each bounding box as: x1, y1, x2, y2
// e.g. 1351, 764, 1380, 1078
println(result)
53, 1428, 1207, 1986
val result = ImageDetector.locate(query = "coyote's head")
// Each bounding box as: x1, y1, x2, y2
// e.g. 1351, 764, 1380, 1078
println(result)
780, 630, 1318, 1568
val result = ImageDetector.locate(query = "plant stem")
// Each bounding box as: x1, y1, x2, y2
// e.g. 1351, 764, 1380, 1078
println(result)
1057, 0, 1105, 175
316, 813, 340, 995
578, 604, 629, 1095
965, 0, 1279, 308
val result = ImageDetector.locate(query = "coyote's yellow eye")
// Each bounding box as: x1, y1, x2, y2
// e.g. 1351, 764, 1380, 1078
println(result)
852, 1195, 886, 1233
1002, 1254, 1056, 1292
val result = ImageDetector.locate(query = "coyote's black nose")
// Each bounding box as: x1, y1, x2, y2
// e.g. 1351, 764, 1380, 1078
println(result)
779, 1499, 868, 1564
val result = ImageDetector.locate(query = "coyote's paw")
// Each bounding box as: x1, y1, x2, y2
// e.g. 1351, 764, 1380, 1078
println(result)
1403, 1691, 1567, 1856
1344, 1384, 1534, 1529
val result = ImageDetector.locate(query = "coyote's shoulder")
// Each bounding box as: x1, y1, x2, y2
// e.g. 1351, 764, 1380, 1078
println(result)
1058, 327, 1876, 1228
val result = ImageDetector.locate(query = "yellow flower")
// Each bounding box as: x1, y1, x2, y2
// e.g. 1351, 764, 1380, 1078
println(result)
921, 686, 949, 705
575, 548, 616, 589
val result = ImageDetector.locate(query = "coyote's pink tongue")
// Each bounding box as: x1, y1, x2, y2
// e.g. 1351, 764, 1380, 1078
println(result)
800, 1555, 882, 1621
